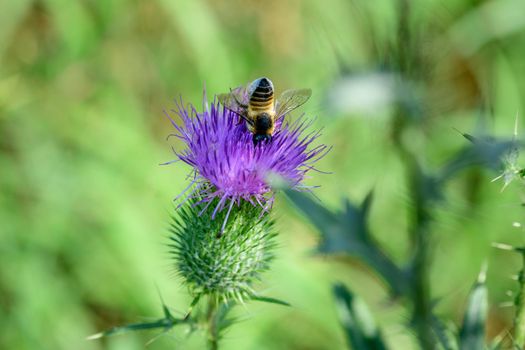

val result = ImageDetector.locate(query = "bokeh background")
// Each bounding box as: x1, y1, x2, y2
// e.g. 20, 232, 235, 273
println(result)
2, 0, 525, 349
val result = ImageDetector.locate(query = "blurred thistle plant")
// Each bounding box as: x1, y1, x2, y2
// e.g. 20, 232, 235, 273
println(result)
284, 117, 514, 349
491, 114, 525, 192
491, 114, 525, 349
283, 110, 521, 349
301, 0, 522, 345
89, 90, 327, 349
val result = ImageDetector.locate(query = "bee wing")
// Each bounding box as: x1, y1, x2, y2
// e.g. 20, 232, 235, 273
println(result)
275, 88, 312, 118
217, 86, 247, 110
217, 85, 254, 126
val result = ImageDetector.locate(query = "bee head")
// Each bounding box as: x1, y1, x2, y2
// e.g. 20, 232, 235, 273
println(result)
253, 134, 272, 146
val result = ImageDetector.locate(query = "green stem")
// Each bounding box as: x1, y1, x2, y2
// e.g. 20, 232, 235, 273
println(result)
411, 220, 434, 350
391, 4, 436, 341
514, 251, 525, 347
392, 104, 435, 349
207, 297, 219, 350
392, 111, 436, 349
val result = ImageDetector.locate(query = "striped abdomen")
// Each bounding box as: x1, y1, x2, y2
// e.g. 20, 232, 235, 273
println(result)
248, 77, 274, 112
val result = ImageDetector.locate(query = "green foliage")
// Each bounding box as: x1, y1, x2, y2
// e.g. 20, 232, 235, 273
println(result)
512, 252, 525, 348
492, 244, 525, 348
284, 189, 410, 297
333, 283, 387, 350
284, 126, 516, 349
459, 268, 488, 350
87, 297, 194, 341
2, 0, 525, 349
440, 132, 517, 183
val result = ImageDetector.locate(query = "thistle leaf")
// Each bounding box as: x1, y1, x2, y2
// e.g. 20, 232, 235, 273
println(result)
250, 294, 291, 307
213, 301, 238, 338
87, 295, 191, 341
459, 266, 488, 350
431, 315, 458, 350
284, 189, 410, 296
440, 133, 516, 183
333, 283, 387, 350
87, 315, 180, 340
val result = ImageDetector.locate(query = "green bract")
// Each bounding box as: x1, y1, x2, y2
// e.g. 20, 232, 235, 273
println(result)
169, 199, 277, 302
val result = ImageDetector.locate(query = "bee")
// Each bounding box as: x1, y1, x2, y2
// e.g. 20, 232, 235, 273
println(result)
217, 77, 312, 145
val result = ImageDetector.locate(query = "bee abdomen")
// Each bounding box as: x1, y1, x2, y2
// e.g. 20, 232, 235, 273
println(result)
249, 102, 273, 111
251, 89, 273, 100
250, 90, 273, 110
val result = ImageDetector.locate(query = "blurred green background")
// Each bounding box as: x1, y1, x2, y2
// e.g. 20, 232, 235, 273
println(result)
2, 0, 525, 349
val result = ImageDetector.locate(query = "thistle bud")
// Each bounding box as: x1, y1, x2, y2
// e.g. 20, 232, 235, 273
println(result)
169, 199, 277, 302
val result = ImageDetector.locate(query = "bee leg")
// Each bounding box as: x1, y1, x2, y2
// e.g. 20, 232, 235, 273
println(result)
231, 109, 251, 126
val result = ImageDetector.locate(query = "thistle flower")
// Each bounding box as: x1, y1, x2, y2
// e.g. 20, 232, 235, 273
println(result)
162, 90, 327, 346
166, 94, 328, 228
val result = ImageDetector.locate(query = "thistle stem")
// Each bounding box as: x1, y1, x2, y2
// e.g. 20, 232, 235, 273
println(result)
514, 251, 525, 347
392, 111, 436, 349
207, 297, 219, 350
390, 0, 436, 344
411, 221, 434, 350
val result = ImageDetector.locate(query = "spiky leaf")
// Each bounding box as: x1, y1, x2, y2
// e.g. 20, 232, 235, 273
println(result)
284, 189, 410, 296
333, 283, 387, 350
459, 268, 488, 350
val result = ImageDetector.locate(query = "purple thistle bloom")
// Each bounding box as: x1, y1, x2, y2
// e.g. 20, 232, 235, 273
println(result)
166, 94, 328, 231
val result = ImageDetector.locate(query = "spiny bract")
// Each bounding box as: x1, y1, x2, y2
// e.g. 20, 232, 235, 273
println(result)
169, 198, 277, 302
